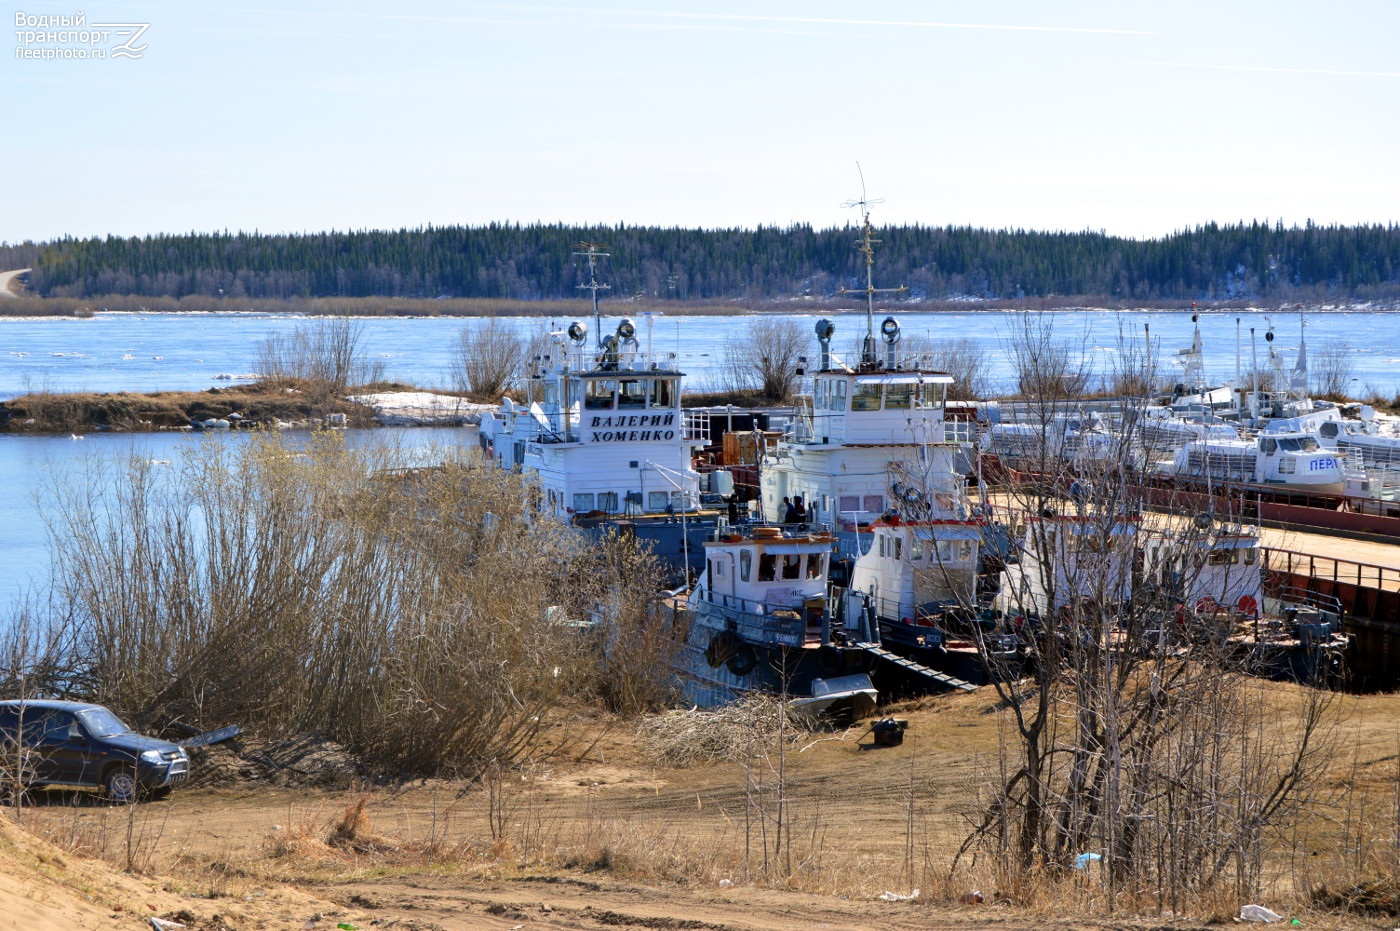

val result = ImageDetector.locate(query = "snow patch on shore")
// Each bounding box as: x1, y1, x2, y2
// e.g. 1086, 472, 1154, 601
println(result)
349, 391, 494, 426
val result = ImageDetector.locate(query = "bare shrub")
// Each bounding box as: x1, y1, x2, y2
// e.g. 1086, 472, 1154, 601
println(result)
0, 600, 73, 815
719, 317, 806, 402
1312, 339, 1354, 399
42, 433, 663, 777
451, 317, 534, 400
255, 318, 384, 393
583, 533, 681, 715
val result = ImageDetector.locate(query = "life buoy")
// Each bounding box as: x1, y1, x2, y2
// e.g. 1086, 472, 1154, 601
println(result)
817, 645, 846, 676
1237, 595, 1259, 617
705, 632, 737, 668
1194, 596, 1217, 615
726, 644, 757, 676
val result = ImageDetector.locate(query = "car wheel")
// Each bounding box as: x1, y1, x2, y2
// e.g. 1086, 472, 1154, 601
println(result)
104, 765, 138, 804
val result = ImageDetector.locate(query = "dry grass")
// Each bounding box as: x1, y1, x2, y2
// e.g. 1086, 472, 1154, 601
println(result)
8, 683, 1400, 927
0, 381, 377, 433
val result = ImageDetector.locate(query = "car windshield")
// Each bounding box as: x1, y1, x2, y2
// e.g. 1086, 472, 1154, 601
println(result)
75, 707, 130, 738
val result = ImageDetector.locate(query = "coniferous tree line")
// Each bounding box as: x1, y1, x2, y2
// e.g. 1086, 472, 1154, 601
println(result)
17, 220, 1400, 302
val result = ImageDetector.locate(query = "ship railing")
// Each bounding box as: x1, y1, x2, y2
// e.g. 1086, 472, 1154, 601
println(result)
1262, 547, 1400, 594
695, 589, 811, 648
558, 343, 681, 374
785, 400, 815, 443
710, 520, 836, 541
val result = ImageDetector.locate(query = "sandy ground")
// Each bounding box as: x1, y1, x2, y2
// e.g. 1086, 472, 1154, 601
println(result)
0, 267, 30, 298
8, 684, 1400, 930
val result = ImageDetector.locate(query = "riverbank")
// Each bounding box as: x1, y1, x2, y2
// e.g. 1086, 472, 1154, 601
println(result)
8, 289, 1397, 319
0, 381, 382, 434
0, 386, 776, 435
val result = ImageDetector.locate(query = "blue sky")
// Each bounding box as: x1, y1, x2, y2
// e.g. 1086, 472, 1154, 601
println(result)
3, 1, 1398, 242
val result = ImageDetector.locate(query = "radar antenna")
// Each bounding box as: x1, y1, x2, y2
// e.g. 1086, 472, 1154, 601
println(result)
837, 164, 907, 368
573, 242, 611, 349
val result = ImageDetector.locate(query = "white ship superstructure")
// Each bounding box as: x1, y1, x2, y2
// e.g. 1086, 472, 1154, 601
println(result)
760, 194, 962, 553
479, 317, 709, 519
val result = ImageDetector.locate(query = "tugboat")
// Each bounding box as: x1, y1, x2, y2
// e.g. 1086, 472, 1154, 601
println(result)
760, 191, 961, 558
993, 505, 1140, 622
1141, 521, 1350, 683
677, 521, 976, 718
477, 244, 716, 581
841, 450, 1025, 683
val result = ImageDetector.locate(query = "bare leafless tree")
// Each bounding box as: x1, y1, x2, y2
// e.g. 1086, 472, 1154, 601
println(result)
720, 317, 807, 402
451, 317, 534, 400
902, 334, 990, 401
955, 316, 1338, 911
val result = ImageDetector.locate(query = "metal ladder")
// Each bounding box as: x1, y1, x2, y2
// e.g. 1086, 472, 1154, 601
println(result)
854, 642, 978, 692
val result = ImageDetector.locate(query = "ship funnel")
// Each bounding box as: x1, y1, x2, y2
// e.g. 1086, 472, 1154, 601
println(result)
881, 316, 900, 369
815, 318, 834, 371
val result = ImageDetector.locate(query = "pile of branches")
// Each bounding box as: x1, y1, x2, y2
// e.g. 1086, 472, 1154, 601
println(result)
639, 695, 806, 767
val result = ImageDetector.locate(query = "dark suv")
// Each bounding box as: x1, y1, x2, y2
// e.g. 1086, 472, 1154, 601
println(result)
0, 700, 190, 802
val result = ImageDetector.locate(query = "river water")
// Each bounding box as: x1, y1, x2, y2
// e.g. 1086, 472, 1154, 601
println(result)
2, 307, 1398, 607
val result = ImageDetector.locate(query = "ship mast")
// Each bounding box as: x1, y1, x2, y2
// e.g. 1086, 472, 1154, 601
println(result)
838, 165, 907, 369
574, 241, 610, 350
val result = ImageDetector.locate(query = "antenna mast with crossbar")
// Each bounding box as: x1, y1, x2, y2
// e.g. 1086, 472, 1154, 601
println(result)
838, 164, 907, 368
574, 242, 610, 349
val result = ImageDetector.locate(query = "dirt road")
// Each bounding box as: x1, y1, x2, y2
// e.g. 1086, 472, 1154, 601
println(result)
0, 267, 30, 297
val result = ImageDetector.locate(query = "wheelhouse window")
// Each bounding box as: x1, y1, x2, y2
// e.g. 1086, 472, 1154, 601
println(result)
805, 552, 825, 579
649, 378, 675, 408
618, 379, 647, 408
584, 380, 616, 409
885, 384, 913, 410
758, 554, 777, 581
598, 491, 619, 512
852, 382, 882, 411
573, 493, 595, 512
863, 494, 884, 513
781, 554, 802, 580
838, 495, 861, 513
833, 380, 847, 410
648, 491, 671, 511
740, 549, 752, 582
917, 383, 942, 408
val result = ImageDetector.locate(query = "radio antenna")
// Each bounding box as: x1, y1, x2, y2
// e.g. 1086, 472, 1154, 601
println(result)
573, 242, 611, 349
838, 163, 906, 367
